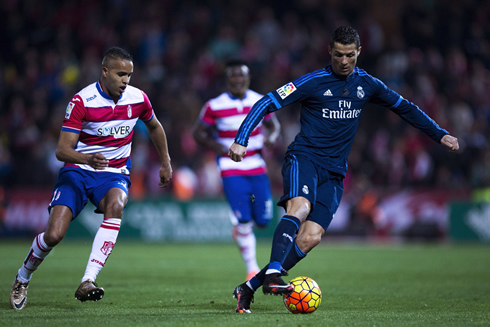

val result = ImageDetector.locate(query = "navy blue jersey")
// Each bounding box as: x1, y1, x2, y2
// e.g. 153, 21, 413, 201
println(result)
235, 65, 448, 177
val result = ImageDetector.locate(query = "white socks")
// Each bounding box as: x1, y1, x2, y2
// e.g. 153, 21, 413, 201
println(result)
17, 233, 53, 283
233, 222, 260, 274
81, 218, 121, 283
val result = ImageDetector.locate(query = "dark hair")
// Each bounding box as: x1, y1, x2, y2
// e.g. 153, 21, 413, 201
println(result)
225, 59, 249, 70
102, 47, 133, 64
330, 26, 361, 48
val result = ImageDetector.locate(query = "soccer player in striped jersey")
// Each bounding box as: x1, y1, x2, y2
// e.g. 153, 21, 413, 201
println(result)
193, 60, 280, 282
230, 26, 459, 313
10, 47, 172, 310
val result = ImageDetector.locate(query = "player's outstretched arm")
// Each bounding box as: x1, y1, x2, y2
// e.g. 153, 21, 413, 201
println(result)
440, 134, 459, 152
228, 142, 247, 162
145, 116, 172, 187
56, 131, 109, 170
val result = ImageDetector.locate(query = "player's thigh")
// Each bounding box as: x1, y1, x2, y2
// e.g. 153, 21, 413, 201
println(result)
278, 154, 318, 212
222, 175, 253, 223
90, 173, 130, 216
250, 174, 273, 227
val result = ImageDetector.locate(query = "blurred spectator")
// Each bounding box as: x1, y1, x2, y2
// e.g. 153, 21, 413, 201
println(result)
0, 0, 489, 201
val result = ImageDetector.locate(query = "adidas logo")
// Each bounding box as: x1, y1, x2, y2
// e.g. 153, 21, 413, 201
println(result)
323, 89, 332, 96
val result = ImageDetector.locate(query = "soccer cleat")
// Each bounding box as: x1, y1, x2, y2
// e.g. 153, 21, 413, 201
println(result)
10, 276, 29, 310
262, 273, 293, 296
233, 283, 254, 313
75, 280, 104, 302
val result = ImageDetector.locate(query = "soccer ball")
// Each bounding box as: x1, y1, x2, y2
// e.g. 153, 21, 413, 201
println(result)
283, 276, 322, 314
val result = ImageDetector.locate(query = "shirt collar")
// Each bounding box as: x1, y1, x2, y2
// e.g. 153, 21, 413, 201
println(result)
96, 81, 122, 102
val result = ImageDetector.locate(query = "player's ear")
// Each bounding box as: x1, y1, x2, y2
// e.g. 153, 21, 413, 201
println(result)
357, 46, 362, 56
328, 45, 332, 55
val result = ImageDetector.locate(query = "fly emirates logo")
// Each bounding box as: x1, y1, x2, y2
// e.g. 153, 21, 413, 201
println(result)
322, 100, 362, 119
97, 126, 131, 138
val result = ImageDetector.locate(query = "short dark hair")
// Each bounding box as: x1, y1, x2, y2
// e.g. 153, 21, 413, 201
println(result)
330, 26, 361, 48
102, 47, 133, 64
225, 59, 249, 70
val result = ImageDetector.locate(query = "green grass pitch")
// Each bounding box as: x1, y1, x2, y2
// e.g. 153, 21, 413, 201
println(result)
1, 240, 489, 326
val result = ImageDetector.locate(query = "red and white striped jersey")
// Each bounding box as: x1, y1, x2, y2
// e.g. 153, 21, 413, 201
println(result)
61, 81, 154, 175
199, 90, 274, 177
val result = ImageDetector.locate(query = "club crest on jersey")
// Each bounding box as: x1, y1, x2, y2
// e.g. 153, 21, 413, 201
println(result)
277, 82, 297, 99
357, 86, 365, 99
127, 105, 132, 118
302, 185, 309, 194
65, 102, 75, 119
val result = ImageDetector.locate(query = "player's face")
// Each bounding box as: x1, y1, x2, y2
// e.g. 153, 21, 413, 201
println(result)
101, 58, 133, 102
226, 65, 250, 98
328, 42, 361, 77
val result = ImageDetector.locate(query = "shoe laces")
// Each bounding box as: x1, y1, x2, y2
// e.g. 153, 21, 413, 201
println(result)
12, 281, 27, 295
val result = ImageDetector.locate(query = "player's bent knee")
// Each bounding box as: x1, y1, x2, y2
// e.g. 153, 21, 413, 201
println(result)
104, 202, 125, 217
44, 231, 64, 247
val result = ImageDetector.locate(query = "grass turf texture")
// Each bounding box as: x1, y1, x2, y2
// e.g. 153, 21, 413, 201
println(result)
1, 240, 489, 326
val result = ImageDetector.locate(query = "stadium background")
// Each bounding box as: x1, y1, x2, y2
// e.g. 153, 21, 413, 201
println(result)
0, 0, 489, 242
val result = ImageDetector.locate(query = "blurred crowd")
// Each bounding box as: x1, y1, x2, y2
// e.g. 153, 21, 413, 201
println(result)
1, 0, 490, 201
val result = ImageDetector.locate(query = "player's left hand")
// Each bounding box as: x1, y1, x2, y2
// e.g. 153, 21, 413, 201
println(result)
159, 163, 173, 188
441, 134, 459, 152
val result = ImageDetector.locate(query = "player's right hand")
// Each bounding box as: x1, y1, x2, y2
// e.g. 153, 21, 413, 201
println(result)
441, 134, 459, 152
228, 142, 247, 162
88, 152, 109, 170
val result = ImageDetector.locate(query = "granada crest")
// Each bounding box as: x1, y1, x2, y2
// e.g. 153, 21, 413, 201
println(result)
100, 241, 115, 256
127, 105, 132, 118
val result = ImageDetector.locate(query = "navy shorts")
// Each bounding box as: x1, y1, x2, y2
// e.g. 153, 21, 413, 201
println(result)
278, 153, 344, 231
49, 167, 131, 219
222, 174, 273, 227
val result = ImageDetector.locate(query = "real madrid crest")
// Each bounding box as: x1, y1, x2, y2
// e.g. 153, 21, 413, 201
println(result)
127, 105, 132, 118
357, 86, 365, 99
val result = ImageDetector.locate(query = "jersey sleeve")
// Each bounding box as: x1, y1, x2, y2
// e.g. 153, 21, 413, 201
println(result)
199, 102, 215, 126
139, 91, 154, 122
235, 76, 312, 146
267, 78, 310, 109
61, 95, 86, 134
369, 77, 449, 143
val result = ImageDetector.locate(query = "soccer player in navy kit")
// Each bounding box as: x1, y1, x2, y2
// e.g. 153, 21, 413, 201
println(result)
229, 26, 459, 313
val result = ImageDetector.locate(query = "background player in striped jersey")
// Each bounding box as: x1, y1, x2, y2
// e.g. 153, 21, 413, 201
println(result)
229, 26, 459, 313
193, 60, 280, 281
10, 47, 172, 310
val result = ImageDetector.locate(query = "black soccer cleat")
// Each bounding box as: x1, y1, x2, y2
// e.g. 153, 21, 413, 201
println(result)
262, 273, 294, 296
233, 283, 254, 313
75, 280, 104, 302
